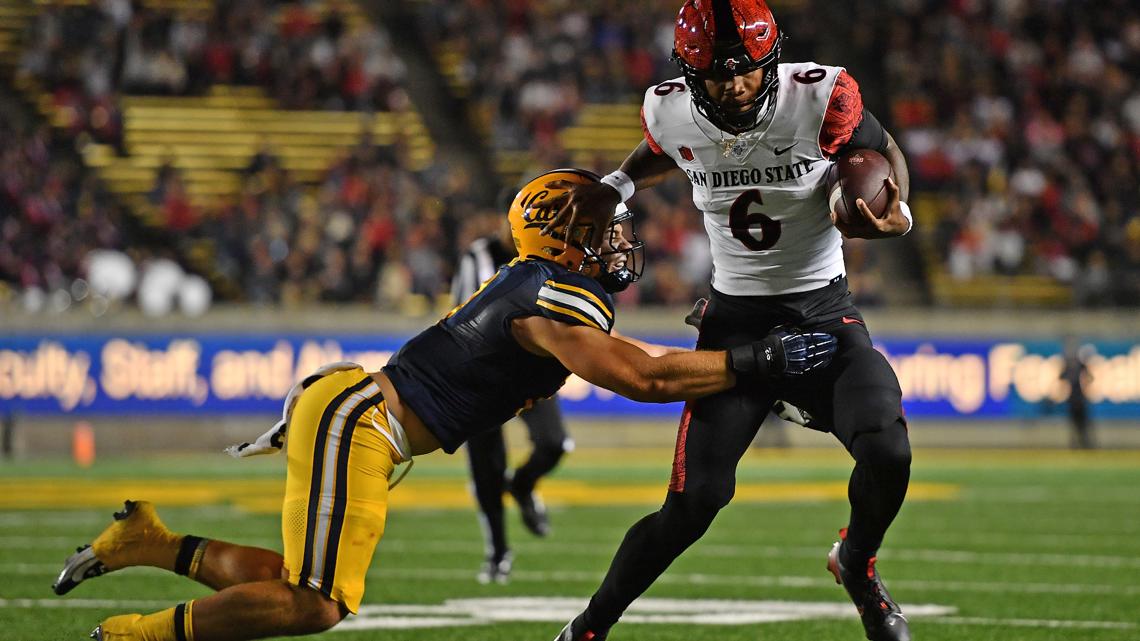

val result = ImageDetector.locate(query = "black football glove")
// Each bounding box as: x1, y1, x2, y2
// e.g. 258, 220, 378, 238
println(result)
728, 329, 838, 379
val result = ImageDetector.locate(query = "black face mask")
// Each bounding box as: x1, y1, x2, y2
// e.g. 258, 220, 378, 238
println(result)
674, 38, 782, 135
597, 267, 636, 293
584, 214, 644, 294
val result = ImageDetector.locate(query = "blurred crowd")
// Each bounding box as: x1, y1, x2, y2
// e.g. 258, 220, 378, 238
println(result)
416, 0, 675, 152
884, 0, 1140, 305
197, 136, 477, 309
18, 0, 406, 145
0, 95, 209, 316
1, 95, 118, 311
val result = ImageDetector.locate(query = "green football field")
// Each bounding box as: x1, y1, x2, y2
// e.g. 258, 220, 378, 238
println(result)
2, 446, 1139, 641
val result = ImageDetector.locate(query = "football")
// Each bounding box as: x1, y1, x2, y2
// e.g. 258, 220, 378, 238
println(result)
826, 149, 895, 227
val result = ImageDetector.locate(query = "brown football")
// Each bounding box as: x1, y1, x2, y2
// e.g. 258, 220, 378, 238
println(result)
826, 149, 894, 227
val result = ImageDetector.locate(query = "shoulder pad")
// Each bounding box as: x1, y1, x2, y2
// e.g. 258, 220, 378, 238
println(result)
642, 77, 692, 149
535, 270, 615, 334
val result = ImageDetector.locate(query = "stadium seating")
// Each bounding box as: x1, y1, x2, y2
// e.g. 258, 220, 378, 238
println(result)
81, 88, 433, 211
0, 0, 32, 72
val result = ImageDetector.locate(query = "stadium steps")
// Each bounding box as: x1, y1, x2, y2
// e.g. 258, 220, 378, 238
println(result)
488, 104, 645, 185
433, 45, 470, 98
929, 273, 1073, 307
87, 93, 433, 207
561, 104, 645, 158
0, 0, 34, 75
422, 27, 643, 184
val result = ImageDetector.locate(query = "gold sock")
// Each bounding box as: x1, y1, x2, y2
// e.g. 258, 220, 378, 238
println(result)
132, 601, 194, 641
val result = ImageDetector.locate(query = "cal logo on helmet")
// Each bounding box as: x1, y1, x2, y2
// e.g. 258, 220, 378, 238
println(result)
508, 169, 603, 271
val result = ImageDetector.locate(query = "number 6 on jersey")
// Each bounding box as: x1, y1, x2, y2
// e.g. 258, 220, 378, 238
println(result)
729, 189, 781, 251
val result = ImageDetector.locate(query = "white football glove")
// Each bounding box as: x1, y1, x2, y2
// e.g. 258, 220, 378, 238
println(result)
773, 400, 828, 432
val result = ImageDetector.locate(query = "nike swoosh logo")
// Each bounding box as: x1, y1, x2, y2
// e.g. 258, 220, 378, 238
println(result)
773, 143, 798, 155
841, 316, 864, 325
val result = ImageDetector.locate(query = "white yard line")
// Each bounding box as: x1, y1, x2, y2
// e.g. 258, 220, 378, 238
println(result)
349, 566, 1140, 597
930, 616, 1138, 630
9, 535, 1140, 570
5, 596, 1134, 632
11, 562, 1138, 597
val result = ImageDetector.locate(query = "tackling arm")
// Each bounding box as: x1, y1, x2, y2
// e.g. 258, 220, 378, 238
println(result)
513, 317, 839, 404
610, 328, 688, 357
513, 316, 734, 403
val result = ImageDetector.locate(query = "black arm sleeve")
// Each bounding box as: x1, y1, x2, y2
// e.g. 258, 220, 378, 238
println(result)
839, 107, 889, 155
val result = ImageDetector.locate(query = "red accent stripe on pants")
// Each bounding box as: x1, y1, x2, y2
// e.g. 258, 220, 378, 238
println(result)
668, 403, 693, 492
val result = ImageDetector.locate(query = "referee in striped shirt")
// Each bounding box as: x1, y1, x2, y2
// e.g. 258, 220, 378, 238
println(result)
452, 217, 572, 584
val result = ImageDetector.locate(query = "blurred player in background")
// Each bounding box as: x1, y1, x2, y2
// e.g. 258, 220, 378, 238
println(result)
452, 211, 572, 583
52, 169, 837, 641
1060, 336, 1096, 449
548, 2, 915, 640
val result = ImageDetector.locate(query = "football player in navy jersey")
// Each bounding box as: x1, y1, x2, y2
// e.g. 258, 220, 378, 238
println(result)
547, 2, 916, 640
52, 168, 837, 641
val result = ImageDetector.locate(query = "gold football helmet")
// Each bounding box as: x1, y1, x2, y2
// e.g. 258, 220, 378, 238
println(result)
508, 168, 644, 291
508, 168, 600, 272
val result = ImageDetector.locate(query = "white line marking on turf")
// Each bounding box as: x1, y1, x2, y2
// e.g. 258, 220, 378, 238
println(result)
0, 598, 173, 609
930, 616, 1138, 630
8, 596, 1136, 632
363, 567, 1140, 597
0, 506, 242, 528
11, 534, 1140, 571
8, 563, 1140, 597
342, 597, 955, 630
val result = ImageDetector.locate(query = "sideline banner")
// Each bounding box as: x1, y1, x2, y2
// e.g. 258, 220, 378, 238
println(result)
1, 334, 1138, 418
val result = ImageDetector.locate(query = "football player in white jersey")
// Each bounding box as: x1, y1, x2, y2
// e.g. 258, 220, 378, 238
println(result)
551, 2, 914, 641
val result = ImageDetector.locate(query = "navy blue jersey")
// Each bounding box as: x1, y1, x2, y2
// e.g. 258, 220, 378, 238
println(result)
383, 259, 615, 453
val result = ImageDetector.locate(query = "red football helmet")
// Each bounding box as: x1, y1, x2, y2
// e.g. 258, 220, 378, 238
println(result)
672, 0, 783, 133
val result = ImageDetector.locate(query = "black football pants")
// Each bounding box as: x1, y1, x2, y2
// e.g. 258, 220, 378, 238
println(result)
584, 279, 911, 630
465, 396, 568, 558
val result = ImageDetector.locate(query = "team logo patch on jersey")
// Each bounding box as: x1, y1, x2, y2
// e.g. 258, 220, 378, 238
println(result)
678, 146, 695, 162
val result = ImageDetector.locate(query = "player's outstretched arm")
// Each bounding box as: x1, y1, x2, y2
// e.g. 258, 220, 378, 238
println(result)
610, 328, 687, 357
541, 141, 679, 244
515, 316, 729, 402
513, 317, 838, 404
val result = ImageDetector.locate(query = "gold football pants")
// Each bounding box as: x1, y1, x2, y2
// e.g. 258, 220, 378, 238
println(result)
280, 366, 400, 613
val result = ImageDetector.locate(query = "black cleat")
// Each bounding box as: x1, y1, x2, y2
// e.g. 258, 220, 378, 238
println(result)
507, 478, 550, 537
476, 550, 513, 585
827, 532, 910, 641
553, 612, 607, 641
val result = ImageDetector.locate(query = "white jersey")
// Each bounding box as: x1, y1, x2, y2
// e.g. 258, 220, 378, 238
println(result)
642, 62, 845, 295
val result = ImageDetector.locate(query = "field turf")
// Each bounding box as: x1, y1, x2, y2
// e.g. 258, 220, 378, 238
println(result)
1, 446, 1138, 641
